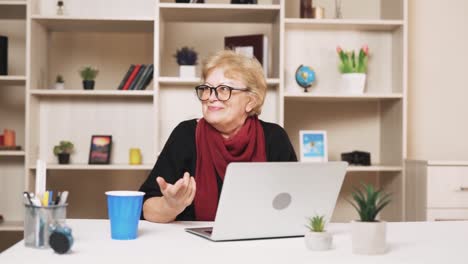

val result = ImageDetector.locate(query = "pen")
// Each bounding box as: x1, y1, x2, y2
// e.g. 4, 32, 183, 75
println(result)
23, 192, 33, 206
48, 191, 53, 206
42, 191, 49, 207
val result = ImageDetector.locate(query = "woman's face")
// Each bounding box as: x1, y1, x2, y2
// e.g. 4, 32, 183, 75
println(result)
201, 68, 255, 133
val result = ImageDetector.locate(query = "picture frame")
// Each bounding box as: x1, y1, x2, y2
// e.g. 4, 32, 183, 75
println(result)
88, 135, 112, 164
299, 130, 328, 162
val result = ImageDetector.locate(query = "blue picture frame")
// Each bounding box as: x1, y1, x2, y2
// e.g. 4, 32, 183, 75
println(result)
299, 130, 328, 162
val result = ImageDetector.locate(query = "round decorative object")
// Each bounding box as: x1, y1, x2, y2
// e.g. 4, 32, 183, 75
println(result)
295, 65, 316, 92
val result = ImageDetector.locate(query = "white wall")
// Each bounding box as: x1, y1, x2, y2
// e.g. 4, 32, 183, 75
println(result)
408, 0, 468, 160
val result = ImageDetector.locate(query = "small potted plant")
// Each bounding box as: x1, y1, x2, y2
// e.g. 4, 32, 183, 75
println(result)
54, 74, 65, 90
79, 66, 99, 90
304, 214, 332, 251
173, 47, 198, 78
348, 183, 391, 255
53, 140, 74, 164
336, 44, 369, 94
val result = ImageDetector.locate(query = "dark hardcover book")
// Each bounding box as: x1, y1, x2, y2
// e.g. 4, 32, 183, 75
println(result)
140, 64, 154, 90
0, 36, 8, 75
224, 34, 267, 75
134, 64, 151, 90
117, 65, 135, 90
122, 64, 141, 90
129, 64, 146, 90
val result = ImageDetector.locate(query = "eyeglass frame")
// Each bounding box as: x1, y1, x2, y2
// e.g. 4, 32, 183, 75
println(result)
194, 84, 249, 102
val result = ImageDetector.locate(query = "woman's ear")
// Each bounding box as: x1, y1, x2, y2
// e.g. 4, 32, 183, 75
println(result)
245, 95, 256, 113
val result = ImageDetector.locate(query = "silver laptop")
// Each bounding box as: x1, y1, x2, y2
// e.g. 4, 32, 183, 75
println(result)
185, 161, 347, 241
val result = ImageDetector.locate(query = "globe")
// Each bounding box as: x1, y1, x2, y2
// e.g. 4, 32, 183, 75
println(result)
295, 65, 316, 92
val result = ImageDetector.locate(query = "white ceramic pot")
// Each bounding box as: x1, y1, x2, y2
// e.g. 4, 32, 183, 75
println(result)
54, 83, 65, 90
304, 231, 332, 251
341, 73, 366, 94
351, 220, 387, 255
179, 65, 196, 78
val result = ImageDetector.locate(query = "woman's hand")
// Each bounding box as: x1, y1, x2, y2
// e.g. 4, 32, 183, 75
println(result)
156, 172, 196, 215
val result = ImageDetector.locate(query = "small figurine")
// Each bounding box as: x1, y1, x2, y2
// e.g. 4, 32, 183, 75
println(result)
57, 1, 65, 15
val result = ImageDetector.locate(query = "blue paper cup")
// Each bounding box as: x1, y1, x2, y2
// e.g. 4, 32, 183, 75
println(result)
105, 191, 145, 240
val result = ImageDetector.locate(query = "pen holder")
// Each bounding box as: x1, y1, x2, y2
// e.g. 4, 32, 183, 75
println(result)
24, 204, 67, 249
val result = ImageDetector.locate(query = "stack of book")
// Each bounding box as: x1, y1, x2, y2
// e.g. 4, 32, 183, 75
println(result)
117, 64, 154, 90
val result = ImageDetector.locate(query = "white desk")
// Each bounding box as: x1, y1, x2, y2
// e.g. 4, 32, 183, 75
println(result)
1, 220, 468, 264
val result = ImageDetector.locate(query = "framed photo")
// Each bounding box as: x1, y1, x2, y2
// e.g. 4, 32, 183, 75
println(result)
88, 135, 112, 164
299, 130, 328, 162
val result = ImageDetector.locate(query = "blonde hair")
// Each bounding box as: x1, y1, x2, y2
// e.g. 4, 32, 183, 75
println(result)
202, 50, 267, 116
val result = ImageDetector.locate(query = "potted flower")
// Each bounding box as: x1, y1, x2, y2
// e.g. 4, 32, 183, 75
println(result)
304, 214, 332, 251
336, 44, 369, 94
79, 66, 99, 90
173, 47, 198, 78
53, 140, 74, 164
54, 75, 65, 90
348, 183, 391, 255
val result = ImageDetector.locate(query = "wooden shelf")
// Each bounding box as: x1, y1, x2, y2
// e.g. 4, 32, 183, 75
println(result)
0, 151, 25, 157
0, 75, 26, 86
159, 3, 280, 23
31, 15, 154, 32
0, 1, 26, 19
158, 76, 280, 86
347, 165, 403, 172
30, 89, 153, 98
0, 221, 23, 232
30, 164, 153, 171
284, 93, 403, 102
285, 19, 404, 31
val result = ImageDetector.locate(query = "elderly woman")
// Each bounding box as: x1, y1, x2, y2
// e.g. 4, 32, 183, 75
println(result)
139, 50, 297, 223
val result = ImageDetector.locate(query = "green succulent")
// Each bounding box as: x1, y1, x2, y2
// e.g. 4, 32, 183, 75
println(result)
307, 215, 326, 232
348, 183, 391, 222
56, 75, 64, 83
79, 66, 99, 81
53, 141, 74, 155
173, 47, 198, 65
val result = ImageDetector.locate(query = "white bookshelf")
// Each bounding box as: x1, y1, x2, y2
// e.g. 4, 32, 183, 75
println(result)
0, 151, 25, 157
0, 0, 410, 223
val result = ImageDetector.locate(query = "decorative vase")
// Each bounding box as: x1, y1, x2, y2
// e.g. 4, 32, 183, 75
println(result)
351, 220, 387, 255
58, 153, 70, 164
304, 231, 332, 251
54, 83, 65, 90
341, 73, 366, 94
83, 80, 95, 90
179, 65, 196, 78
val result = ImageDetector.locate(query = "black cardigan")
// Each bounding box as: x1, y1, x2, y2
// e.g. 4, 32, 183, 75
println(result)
139, 119, 297, 221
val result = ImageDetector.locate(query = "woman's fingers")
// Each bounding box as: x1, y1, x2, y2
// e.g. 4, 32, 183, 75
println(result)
156, 177, 168, 192
186, 177, 197, 205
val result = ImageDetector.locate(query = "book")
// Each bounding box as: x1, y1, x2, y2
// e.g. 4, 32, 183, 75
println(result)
117, 64, 135, 90
128, 64, 146, 90
224, 34, 268, 76
0, 36, 8, 75
139, 64, 154, 90
134, 64, 152, 90
122, 64, 141, 90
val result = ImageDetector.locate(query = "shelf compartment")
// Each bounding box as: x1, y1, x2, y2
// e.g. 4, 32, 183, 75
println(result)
30, 89, 153, 98
30, 164, 153, 171
158, 77, 280, 86
284, 93, 403, 102
31, 16, 154, 32
285, 19, 404, 31
159, 3, 280, 23
0, 1, 26, 19
0, 221, 23, 231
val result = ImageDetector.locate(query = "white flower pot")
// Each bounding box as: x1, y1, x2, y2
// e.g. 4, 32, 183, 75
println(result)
304, 231, 332, 251
54, 83, 65, 90
341, 73, 366, 94
351, 220, 387, 255
179, 65, 196, 78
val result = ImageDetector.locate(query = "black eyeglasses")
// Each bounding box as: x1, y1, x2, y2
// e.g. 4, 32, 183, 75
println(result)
195, 84, 249, 102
